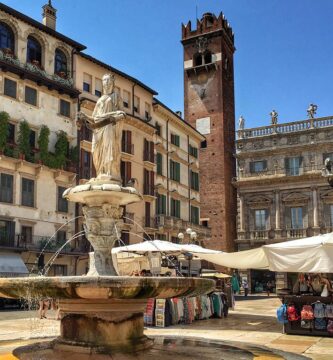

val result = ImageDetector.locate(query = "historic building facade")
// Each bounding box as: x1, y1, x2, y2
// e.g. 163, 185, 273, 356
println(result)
182, 12, 237, 252
0, 2, 88, 276
74, 54, 209, 246
235, 115, 333, 290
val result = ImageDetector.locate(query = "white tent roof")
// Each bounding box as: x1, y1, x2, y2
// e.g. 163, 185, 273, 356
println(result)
112, 240, 222, 256
0, 254, 29, 276
198, 233, 333, 273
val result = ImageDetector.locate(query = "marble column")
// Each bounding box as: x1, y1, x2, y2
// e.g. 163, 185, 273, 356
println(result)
275, 191, 281, 240
239, 194, 245, 232
312, 187, 320, 234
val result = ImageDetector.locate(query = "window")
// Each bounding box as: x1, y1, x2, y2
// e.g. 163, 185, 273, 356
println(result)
194, 53, 202, 67
4, 78, 17, 98
120, 231, 130, 246
123, 90, 130, 108
0, 22, 14, 53
25, 86, 37, 106
0, 173, 13, 203
204, 51, 212, 64
121, 130, 133, 154
57, 186, 68, 213
56, 230, 67, 244
52, 264, 67, 276
21, 226, 32, 244
145, 103, 151, 120
156, 153, 163, 175
82, 150, 92, 179
191, 206, 199, 225
171, 133, 180, 147
7, 123, 15, 144
60, 99, 70, 117
95, 78, 102, 97
83, 73, 92, 93
155, 122, 161, 137
143, 169, 154, 196
255, 209, 268, 230
156, 194, 166, 215
121, 161, 131, 187
54, 48, 67, 76
291, 207, 303, 229
144, 202, 151, 227
189, 144, 198, 158
190, 171, 199, 191
170, 198, 181, 218
250, 160, 267, 173
285, 157, 302, 176
0, 220, 15, 247
21, 178, 34, 207
201, 140, 207, 149
144, 139, 154, 163
171, 236, 180, 244
134, 95, 140, 113
27, 36, 42, 65
170, 160, 180, 182
29, 129, 36, 148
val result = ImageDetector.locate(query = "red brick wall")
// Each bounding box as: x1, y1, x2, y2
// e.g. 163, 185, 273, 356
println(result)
182, 14, 237, 252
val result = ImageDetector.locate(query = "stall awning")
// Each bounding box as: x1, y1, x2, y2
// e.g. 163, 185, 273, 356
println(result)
0, 254, 29, 277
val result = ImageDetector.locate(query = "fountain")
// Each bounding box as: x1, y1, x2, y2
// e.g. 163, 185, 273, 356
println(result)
0, 73, 215, 359
0, 74, 308, 360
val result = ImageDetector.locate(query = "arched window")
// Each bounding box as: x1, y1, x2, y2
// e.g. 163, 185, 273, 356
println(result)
204, 51, 212, 64
27, 36, 42, 65
0, 22, 14, 53
54, 48, 67, 76
194, 53, 202, 67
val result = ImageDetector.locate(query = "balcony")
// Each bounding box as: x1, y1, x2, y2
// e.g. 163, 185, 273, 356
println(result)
143, 217, 157, 229
0, 49, 79, 98
143, 184, 155, 197
238, 116, 333, 140
143, 151, 155, 164
122, 143, 134, 155
250, 230, 269, 241
286, 228, 307, 239
155, 215, 212, 238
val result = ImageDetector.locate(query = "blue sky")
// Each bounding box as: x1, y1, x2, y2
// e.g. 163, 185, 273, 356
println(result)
3, 0, 333, 128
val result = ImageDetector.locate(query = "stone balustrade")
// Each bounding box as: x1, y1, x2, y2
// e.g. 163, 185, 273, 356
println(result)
238, 116, 333, 139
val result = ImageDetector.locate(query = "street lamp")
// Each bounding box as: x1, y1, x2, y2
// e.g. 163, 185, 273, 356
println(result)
177, 232, 184, 243
186, 228, 192, 235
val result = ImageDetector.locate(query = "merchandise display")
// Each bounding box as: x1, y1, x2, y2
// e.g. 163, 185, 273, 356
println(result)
144, 292, 229, 328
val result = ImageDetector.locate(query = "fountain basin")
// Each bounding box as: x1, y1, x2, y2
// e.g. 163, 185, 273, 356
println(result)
0, 276, 215, 356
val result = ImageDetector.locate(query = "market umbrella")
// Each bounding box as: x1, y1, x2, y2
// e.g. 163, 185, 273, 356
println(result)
198, 232, 333, 273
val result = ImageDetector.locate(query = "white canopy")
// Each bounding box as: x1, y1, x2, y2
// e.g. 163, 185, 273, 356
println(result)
0, 254, 29, 277
199, 233, 333, 273
112, 240, 221, 256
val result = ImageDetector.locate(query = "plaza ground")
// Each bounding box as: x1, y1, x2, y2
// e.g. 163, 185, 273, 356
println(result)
0, 296, 332, 359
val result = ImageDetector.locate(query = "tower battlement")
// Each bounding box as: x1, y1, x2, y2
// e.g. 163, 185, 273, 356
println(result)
182, 12, 234, 45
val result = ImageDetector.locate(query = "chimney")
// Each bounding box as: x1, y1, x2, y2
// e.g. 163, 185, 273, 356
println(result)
42, 0, 57, 30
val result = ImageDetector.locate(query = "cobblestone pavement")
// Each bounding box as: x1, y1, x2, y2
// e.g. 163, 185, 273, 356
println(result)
0, 297, 332, 359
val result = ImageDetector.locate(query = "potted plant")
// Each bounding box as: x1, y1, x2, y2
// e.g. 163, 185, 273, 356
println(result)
17, 120, 31, 161
54, 130, 69, 169
37, 125, 50, 164
0, 111, 9, 154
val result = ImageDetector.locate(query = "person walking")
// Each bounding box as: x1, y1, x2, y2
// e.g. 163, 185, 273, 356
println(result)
242, 279, 249, 297
266, 280, 273, 297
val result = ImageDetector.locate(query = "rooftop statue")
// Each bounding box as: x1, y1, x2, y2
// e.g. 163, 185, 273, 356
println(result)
78, 73, 126, 182
270, 109, 278, 125
307, 103, 318, 119
238, 115, 245, 130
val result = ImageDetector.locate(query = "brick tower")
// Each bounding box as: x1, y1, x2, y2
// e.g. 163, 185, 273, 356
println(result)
182, 12, 236, 252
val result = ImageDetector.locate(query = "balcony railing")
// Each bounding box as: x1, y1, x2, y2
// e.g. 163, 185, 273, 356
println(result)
286, 228, 307, 239
143, 217, 157, 229
238, 116, 333, 139
143, 151, 155, 163
143, 184, 155, 196
122, 143, 134, 155
0, 49, 74, 89
250, 230, 269, 240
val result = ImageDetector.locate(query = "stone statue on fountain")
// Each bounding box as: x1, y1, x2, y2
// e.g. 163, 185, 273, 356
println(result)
78, 73, 125, 183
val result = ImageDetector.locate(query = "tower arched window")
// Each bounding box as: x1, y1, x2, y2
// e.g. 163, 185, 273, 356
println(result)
194, 53, 202, 67
204, 51, 212, 64
54, 48, 68, 76
27, 36, 42, 66
0, 22, 14, 53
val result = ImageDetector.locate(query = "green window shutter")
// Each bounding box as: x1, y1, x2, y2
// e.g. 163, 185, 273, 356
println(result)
176, 200, 181, 218
162, 195, 166, 214
249, 162, 254, 173
176, 135, 180, 147
284, 158, 290, 174
176, 162, 180, 182
156, 153, 162, 175
170, 160, 173, 180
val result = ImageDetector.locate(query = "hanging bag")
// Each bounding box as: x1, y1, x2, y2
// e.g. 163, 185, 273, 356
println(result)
287, 304, 300, 322
301, 305, 314, 320
277, 304, 288, 324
